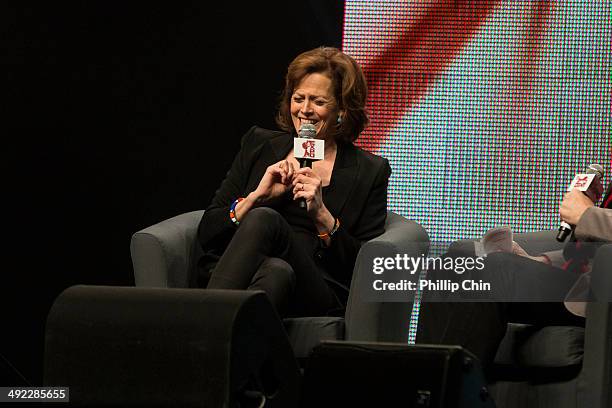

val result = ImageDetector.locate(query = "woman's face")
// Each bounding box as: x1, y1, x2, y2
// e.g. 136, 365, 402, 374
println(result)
290, 73, 337, 140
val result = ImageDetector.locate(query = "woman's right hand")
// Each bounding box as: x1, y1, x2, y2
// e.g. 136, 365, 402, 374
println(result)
251, 159, 296, 204
232, 160, 295, 224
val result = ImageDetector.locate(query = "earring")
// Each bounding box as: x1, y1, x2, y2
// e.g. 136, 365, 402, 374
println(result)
337, 115, 342, 124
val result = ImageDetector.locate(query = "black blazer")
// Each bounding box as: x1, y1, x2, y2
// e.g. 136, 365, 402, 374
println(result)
197, 126, 391, 287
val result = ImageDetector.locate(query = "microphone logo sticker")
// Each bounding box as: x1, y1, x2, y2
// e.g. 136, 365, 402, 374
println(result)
574, 176, 590, 189
294, 137, 324, 160
301, 140, 316, 158
568, 173, 596, 192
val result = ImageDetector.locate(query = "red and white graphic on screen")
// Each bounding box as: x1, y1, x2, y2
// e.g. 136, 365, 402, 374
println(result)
345, 0, 554, 152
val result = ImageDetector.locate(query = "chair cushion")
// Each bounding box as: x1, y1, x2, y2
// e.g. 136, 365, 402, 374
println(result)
283, 317, 345, 359
494, 323, 584, 368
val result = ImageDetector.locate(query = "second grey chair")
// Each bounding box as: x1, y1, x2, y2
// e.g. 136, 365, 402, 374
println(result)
450, 231, 612, 408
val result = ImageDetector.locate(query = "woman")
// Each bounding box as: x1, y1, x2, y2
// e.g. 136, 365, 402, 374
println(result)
197, 47, 391, 317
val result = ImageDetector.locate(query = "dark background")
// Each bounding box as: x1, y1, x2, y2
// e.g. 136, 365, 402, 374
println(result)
3, 1, 343, 385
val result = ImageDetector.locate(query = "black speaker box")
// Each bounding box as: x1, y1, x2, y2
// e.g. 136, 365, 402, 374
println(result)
300, 340, 495, 408
44, 285, 300, 407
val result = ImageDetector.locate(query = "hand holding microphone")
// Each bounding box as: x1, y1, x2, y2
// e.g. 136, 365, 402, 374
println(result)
559, 189, 596, 225
556, 163, 604, 241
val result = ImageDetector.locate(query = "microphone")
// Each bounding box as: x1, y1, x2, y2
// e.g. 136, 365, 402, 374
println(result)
295, 124, 321, 209
297, 123, 317, 168
556, 163, 604, 242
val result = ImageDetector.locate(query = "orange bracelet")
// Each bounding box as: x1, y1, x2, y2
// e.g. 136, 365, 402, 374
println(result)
318, 218, 340, 239
229, 197, 245, 225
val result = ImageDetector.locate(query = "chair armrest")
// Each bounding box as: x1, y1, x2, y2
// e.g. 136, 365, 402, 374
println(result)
579, 243, 612, 408
130, 210, 204, 288
345, 212, 430, 342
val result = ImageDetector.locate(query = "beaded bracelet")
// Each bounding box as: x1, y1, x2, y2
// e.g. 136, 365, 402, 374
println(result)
229, 197, 245, 226
317, 218, 340, 240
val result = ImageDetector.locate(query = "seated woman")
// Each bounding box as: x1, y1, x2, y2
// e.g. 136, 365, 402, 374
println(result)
196, 47, 391, 318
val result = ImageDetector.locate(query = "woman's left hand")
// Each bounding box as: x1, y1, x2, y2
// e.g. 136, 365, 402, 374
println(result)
292, 167, 325, 217
292, 167, 336, 243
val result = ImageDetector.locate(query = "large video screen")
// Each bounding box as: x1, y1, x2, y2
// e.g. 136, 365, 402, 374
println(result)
344, 0, 610, 245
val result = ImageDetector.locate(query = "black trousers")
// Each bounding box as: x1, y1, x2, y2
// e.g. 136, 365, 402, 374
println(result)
417, 251, 584, 367
207, 207, 342, 317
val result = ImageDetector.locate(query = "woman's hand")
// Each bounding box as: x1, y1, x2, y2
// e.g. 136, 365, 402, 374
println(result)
233, 160, 295, 224
292, 167, 335, 238
292, 167, 325, 216
252, 159, 295, 204
560, 189, 595, 225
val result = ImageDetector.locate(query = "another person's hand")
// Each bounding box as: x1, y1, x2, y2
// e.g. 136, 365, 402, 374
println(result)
252, 159, 295, 203
559, 189, 595, 225
511, 241, 551, 264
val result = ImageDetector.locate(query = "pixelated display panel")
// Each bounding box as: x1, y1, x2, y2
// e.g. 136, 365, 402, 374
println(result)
344, 0, 610, 245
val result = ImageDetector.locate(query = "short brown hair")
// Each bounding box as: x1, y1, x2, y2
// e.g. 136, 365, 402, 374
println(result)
276, 47, 369, 144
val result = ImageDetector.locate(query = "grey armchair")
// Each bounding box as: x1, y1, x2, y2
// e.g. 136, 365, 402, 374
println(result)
451, 231, 612, 408
131, 210, 430, 360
